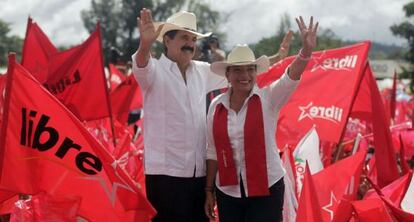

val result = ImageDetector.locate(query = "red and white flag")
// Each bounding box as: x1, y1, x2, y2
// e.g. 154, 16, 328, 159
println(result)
313, 151, 366, 221
401, 172, 414, 214
293, 126, 323, 195
282, 146, 298, 222
257, 42, 371, 148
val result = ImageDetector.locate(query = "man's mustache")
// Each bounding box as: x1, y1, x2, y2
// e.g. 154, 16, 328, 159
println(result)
181, 46, 194, 52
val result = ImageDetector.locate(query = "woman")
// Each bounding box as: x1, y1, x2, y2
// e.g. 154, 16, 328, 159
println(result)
204, 16, 318, 222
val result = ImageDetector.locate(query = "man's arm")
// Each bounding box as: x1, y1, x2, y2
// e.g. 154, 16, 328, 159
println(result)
269, 30, 293, 65
136, 8, 163, 68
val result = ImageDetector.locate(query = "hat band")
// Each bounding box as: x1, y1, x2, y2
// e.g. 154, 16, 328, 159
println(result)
229, 60, 256, 64
183, 27, 197, 32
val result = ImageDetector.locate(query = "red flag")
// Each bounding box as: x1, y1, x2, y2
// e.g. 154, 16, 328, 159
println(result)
109, 64, 127, 91
42, 25, 111, 121
365, 172, 412, 206
296, 164, 323, 222
10, 192, 80, 222
0, 194, 18, 215
400, 129, 414, 162
0, 74, 6, 125
367, 173, 414, 222
352, 65, 400, 187
110, 75, 142, 124
21, 17, 58, 83
399, 133, 411, 175
390, 70, 397, 120
0, 54, 155, 221
352, 198, 395, 222
312, 151, 366, 221
258, 42, 371, 148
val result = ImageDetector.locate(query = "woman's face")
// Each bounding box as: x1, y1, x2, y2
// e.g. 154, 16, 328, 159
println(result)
226, 65, 257, 93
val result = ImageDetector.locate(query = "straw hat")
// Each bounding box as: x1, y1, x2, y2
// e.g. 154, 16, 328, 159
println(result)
211, 44, 269, 76
154, 11, 212, 42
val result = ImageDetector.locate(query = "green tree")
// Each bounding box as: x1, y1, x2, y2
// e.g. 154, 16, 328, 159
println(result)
0, 19, 23, 67
391, 1, 414, 88
81, 0, 223, 64
251, 14, 343, 58
251, 13, 291, 57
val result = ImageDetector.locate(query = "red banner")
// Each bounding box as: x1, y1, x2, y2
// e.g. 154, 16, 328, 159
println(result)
0, 54, 155, 222
258, 42, 371, 148
111, 75, 142, 123
21, 17, 58, 83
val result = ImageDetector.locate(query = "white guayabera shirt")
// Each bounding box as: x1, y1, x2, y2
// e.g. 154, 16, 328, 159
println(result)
132, 53, 226, 177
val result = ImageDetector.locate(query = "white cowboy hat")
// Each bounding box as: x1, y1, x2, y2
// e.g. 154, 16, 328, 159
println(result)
154, 11, 212, 42
211, 44, 270, 76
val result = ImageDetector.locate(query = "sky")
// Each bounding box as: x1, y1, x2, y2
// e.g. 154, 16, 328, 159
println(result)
0, 0, 411, 50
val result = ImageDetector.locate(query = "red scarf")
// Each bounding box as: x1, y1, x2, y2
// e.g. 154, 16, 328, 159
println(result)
213, 95, 269, 196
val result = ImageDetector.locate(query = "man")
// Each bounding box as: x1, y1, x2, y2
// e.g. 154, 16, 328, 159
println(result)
133, 8, 292, 222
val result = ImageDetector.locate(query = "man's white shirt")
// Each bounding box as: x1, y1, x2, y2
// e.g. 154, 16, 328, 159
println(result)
132, 53, 226, 177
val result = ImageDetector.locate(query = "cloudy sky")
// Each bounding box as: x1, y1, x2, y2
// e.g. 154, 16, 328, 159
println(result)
0, 0, 411, 49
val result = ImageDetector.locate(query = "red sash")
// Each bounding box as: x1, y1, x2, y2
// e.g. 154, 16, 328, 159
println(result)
213, 95, 269, 196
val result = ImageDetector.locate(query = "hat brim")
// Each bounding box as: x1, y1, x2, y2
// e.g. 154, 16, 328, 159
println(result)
154, 22, 212, 42
210, 56, 270, 77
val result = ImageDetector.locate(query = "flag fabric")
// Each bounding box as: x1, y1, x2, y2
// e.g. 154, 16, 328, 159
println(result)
399, 133, 411, 175
257, 42, 371, 148
0, 54, 155, 221
110, 75, 142, 124
293, 126, 324, 195
390, 71, 397, 120
109, 64, 127, 92
351, 65, 399, 187
21, 17, 58, 83
21, 19, 111, 121
282, 146, 298, 222
295, 164, 324, 222
400, 129, 414, 166
0, 74, 6, 124
367, 173, 414, 222
0, 192, 18, 214
42, 25, 111, 121
401, 172, 414, 214
10, 192, 81, 222
313, 151, 366, 221
352, 198, 395, 222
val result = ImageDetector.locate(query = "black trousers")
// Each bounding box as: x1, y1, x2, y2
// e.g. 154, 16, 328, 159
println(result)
216, 178, 285, 222
145, 175, 209, 222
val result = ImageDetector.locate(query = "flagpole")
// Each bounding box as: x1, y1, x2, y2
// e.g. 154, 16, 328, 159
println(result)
97, 22, 117, 148
0, 54, 16, 178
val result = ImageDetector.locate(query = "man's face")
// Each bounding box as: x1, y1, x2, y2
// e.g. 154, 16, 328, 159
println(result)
164, 30, 197, 64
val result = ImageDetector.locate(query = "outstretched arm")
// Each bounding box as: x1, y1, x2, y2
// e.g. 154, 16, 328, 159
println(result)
288, 16, 318, 80
269, 30, 294, 65
135, 8, 163, 68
